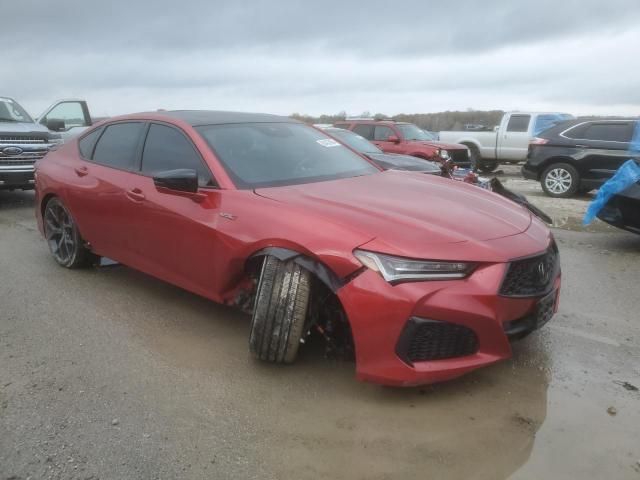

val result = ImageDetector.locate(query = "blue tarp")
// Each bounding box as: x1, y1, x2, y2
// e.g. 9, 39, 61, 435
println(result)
583, 121, 640, 225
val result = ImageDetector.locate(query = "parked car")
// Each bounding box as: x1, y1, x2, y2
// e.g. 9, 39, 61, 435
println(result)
323, 126, 552, 224
0, 96, 92, 190
321, 127, 441, 174
439, 112, 574, 172
522, 119, 640, 198
333, 119, 472, 168
35, 110, 560, 387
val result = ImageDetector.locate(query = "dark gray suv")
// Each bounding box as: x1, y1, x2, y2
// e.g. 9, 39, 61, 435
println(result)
522, 119, 639, 198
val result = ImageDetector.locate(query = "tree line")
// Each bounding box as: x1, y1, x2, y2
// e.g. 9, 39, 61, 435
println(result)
290, 110, 505, 132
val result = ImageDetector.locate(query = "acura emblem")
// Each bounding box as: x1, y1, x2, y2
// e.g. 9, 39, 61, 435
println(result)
2, 146, 23, 156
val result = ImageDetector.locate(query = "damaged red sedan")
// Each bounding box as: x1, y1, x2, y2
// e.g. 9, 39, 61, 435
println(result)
35, 111, 561, 386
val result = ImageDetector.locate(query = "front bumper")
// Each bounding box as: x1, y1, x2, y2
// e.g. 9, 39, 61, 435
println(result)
337, 261, 560, 387
0, 165, 35, 189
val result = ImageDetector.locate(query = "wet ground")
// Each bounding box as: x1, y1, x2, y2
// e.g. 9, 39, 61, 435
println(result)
1, 178, 639, 479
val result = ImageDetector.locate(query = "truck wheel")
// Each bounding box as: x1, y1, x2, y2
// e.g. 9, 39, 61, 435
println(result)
466, 145, 480, 170
43, 197, 95, 268
249, 255, 311, 363
541, 163, 579, 198
478, 160, 499, 173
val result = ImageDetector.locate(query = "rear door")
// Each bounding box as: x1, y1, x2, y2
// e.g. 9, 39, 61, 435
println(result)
498, 114, 531, 161
127, 122, 223, 296
64, 121, 147, 263
564, 121, 635, 182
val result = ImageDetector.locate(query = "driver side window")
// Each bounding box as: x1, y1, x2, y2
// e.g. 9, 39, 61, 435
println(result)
141, 123, 215, 187
41, 102, 89, 131
374, 126, 394, 141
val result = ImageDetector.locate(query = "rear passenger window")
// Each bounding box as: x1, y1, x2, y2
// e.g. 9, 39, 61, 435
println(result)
353, 124, 374, 140
141, 123, 214, 187
78, 127, 102, 159
506, 115, 531, 132
582, 123, 632, 142
92, 122, 144, 170
374, 126, 394, 141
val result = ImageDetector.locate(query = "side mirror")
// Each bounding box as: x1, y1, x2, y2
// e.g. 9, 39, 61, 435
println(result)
387, 135, 400, 143
46, 118, 66, 132
153, 169, 199, 193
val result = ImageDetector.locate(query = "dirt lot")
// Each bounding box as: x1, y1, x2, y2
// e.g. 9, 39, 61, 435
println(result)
1, 172, 639, 480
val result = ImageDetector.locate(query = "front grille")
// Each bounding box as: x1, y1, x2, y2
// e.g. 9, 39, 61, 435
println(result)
449, 149, 471, 167
396, 318, 479, 364
0, 135, 47, 144
500, 244, 559, 297
0, 150, 47, 165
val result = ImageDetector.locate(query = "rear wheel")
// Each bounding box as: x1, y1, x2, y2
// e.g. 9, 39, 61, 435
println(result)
43, 197, 94, 268
465, 144, 480, 171
541, 163, 579, 198
249, 256, 311, 363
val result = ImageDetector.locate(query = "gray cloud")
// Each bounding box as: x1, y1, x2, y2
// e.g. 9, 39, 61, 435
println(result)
3, 0, 640, 117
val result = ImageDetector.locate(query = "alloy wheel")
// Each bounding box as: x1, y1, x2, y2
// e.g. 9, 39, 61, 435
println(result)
544, 168, 572, 195
44, 201, 76, 264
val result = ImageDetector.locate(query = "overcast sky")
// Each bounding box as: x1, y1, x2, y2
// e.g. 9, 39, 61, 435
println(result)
4, 0, 640, 118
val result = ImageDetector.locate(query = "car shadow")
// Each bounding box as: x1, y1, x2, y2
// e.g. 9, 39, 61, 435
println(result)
80, 262, 550, 480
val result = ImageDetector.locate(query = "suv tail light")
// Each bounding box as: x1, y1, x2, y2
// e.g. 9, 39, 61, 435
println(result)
529, 137, 549, 145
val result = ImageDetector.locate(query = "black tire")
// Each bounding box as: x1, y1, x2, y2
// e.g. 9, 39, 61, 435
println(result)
541, 162, 579, 198
249, 256, 311, 363
477, 160, 499, 173
43, 197, 95, 268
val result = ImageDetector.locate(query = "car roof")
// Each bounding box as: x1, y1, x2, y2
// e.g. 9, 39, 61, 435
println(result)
337, 119, 409, 125
160, 110, 296, 126
110, 110, 299, 127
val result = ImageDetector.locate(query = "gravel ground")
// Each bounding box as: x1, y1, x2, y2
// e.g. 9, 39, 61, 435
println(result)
1, 173, 639, 480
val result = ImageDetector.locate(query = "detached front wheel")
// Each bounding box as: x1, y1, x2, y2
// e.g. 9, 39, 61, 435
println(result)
249, 256, 311, 363
43, 197, 94, 268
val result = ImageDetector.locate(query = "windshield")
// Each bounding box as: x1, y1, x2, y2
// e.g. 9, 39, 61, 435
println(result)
0, 97, 33, 123
328, 129, 382, 154
196, 122, 379, 189
533, 114, 574, 135
396, 124, 433, 141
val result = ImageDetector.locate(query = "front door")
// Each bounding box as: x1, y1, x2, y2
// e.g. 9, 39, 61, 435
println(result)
126, 122, 223, 298
372, 125, 403, 154
499, 114, 531, 161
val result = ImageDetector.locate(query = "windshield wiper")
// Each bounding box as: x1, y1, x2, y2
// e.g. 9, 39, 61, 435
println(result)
0, 117, 20, 123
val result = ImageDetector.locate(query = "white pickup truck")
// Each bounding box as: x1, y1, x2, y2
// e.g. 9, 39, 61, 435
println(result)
439, 111, 573, 172
1, 97, 92, 191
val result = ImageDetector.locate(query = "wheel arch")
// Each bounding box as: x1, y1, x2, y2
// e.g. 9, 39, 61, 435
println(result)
40, 192, 58, 218
246, 246, 349, 293
537, 156, 580, 180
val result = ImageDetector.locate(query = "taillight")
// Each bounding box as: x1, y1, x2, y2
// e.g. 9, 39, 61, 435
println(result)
530, 137, 549, 145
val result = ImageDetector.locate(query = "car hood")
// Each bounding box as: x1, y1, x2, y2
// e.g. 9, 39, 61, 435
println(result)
255, 170, 533, 256
367, 152, 441, 173
0, 121, 50, 136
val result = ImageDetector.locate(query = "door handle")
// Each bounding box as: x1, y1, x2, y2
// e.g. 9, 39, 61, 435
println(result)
74, 166, 89, 177
126, 188, 146, 202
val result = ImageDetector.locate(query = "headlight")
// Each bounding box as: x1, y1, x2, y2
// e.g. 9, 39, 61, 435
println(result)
466, 148, 471, 158
354, 249, 476, 283
438, 149, 450, 159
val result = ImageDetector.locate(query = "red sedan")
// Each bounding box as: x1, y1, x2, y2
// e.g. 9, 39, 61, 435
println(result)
35, 111, 561, 386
